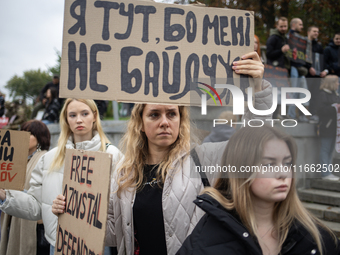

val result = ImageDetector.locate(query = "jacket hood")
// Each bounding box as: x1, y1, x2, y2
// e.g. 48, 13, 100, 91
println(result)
270, 28, 284, 37
328, 39, 339, 48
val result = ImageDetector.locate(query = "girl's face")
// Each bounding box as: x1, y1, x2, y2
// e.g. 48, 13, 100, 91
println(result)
66, 100, 96, 142
142, 104, 180, 150
250, 139, 293, 204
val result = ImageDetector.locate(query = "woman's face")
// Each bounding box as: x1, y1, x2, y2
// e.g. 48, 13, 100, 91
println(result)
142, 104, 180, 150
28, 134, 38, 154
46, 89, 51, 99
250, 139, 293, 204
66, 100, 96, 142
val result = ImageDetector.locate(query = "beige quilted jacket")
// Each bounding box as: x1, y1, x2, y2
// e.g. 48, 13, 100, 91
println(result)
105, 80, 273, 254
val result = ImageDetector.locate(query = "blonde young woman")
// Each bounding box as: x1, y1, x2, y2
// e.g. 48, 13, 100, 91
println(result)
0, 99, 121, 255
53, 52, 273, 254
177, 125, 340, 255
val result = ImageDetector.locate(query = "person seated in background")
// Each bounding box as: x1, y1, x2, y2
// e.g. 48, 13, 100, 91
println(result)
0, 120, 51, 255
41, 87, 61, 125
3, 100, 27, 130
31, 74, 60, 119
177, 125, 340, 255
203, 111, 237, 143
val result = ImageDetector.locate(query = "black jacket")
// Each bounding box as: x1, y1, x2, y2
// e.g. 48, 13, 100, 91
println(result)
176, 194, 340, 255
318, 89, 340, 137
266, 28, 289, 69
324, 40, 340, 76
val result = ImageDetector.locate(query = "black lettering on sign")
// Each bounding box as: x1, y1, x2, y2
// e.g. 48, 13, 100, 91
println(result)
202, 15, 220, 45
114, 3, 134, 40
217, 51, 237, 104
202, 54, 217, 88
68, 42, 87, 91
94, 1, 119, 40
0, 147, 14, 161
135, 5, 157, 43
1, 131, 11, 146
121, 47, 143, 94
245, 13, 251, 46
145, 51, 160, 97
90, 44, 111, 92
186, 11, 196, 43
220, 16, 231, 46
68, 0, 86, 35
231, 16, 243, 46
164, 7, 185, 42
144, 51, 160, 97
162, 52, 181, 93
170, 53, 199, 100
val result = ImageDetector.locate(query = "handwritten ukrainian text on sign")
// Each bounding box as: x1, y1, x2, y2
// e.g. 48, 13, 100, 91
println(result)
0, 130, 29, 190
60, 0, 254, 105
55, 149, 112, 255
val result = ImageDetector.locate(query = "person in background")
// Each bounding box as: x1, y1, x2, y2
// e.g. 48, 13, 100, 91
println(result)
306, 26, 328, 124
265, 17, 290, 119
0, 92, 5, 117
177, 126, 340, 255
95, 100, 108, 119
0, 99, 122, 255
318, 75, 340, 181
203, 111, 237, 143
0, 120, 51, 255
266, 17, 290, 69
31, 74, 60, 120
254, 35, 264, 63
41, 87, 61, 125
324, 32, 340, 93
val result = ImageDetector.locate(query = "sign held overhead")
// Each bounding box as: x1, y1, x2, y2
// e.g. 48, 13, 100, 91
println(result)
60, 0, 254, 105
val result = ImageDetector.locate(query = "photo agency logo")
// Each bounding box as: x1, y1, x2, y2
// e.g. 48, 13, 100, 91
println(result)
199, 83, 312, 128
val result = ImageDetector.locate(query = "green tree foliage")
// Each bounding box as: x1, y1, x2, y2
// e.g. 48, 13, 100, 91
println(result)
5, 69, 51, 102
48, 49, 61, 76
192, 0, 340, 47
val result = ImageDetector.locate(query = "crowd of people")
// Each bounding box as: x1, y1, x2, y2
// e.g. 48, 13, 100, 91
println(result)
0, 47, 338, 255
254, 16, 340, 180
0, 12, 340, 255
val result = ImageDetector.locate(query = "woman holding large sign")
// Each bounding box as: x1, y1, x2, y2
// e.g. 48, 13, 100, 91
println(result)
0, 99, 121, 255
0, 120, 51, 255
53, 52, 272, 254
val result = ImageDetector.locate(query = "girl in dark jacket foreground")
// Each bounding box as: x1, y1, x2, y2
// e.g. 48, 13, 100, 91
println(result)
177, 126, 340, 255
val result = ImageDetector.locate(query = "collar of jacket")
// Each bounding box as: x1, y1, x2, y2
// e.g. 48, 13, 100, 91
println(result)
66, 131, 102, 151
195, 194, 309, 255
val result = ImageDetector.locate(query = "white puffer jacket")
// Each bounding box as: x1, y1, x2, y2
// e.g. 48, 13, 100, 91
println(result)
105, 81, 273, 254
0, 132, 121, 246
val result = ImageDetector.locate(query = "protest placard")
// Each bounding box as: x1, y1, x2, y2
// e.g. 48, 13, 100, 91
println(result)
287, 33, 312, 65
0, 130, 29, 190
264, 64, 289, 88
55, 149, 112, 255
60, 0, 254, 105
